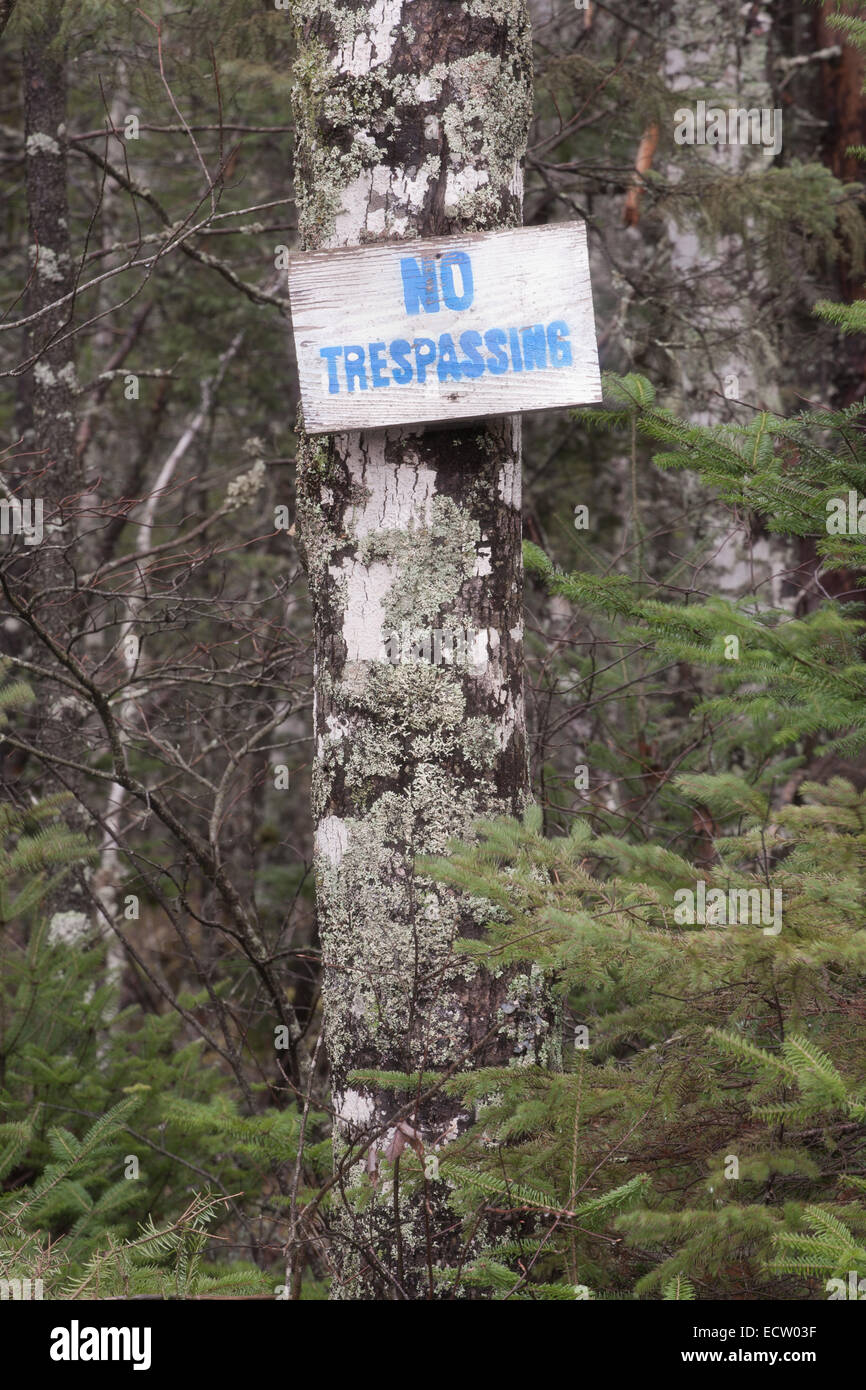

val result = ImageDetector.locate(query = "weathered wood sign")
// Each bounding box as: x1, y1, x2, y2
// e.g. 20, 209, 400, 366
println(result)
288, 222, 602, 434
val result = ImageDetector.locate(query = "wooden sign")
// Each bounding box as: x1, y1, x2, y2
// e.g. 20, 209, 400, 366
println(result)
288, 222, 601, 435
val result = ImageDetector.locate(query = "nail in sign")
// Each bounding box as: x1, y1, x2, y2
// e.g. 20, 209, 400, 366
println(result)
288, 222, 602, 435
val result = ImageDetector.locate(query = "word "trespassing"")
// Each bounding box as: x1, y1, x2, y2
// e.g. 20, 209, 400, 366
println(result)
320, 321, 573, 394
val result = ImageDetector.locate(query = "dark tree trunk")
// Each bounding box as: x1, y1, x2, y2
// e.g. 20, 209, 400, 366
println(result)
16, 2, 90, 933
21, 0, 78, 515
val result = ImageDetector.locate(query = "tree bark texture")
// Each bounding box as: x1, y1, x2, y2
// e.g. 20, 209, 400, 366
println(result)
14, 3, 94, 938
21, 0, 78, 510
292, 0, 556, 1297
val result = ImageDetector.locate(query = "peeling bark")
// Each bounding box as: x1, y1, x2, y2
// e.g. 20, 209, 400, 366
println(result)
292, 0, 555, 1297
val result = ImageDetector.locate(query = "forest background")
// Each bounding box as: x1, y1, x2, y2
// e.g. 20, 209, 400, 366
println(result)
1, 0, 866, 1301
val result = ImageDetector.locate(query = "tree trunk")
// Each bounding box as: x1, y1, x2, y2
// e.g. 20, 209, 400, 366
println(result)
21, 0, 78, 512
292, 0, 555, 1298
17, 3, 91, 939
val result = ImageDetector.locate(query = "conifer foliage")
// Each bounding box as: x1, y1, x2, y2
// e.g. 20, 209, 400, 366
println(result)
414, 351, 866, 1296
0, 672, 326, 1299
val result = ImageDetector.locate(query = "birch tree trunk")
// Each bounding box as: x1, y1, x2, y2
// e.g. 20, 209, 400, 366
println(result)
292, 0, 554, 1298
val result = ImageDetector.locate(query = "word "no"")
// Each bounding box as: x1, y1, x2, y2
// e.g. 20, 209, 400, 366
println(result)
401, 252, 474, 315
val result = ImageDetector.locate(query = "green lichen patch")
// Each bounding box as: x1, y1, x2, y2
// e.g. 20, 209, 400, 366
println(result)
357, 494, 484, 627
